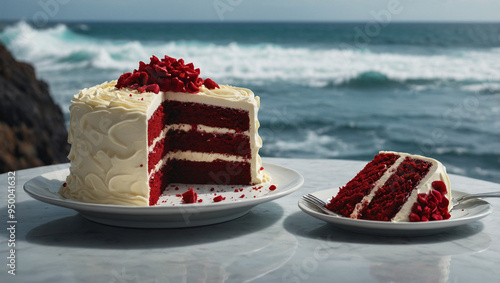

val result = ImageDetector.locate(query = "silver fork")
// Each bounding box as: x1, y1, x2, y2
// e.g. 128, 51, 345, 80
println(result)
301, 194, 341, 217
451, 191, 500, 211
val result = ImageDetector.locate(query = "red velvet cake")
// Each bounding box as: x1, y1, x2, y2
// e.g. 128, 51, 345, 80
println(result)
326, 151, 452, 222
59, 55, 270, 206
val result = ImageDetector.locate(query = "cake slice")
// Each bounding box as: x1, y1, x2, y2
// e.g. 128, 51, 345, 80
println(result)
59, 55, 270, 206
326, 151, 452, 222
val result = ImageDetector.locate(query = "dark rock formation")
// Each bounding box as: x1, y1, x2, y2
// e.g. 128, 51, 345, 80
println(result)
0, 42, 69, 172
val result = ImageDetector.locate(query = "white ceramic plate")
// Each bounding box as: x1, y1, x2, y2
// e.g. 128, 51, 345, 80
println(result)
24, 163, 303, 228
298, 188, 493, 236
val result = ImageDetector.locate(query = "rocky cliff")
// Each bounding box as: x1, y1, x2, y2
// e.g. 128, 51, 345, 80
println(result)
0, 42, 69, 172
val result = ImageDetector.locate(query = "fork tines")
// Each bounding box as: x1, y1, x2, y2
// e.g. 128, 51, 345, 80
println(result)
301, 194, 340, 216
305, 194, 327, 206
302, 194, 327, 208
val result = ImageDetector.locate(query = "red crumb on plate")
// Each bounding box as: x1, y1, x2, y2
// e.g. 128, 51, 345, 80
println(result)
213, 195, 226, 202
182, 188, 198, 203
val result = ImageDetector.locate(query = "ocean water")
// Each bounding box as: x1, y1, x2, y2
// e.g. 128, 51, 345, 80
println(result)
1, 21, 499, 183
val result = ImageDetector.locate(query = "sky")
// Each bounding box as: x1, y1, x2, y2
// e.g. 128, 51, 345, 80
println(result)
1, 0, 499, 23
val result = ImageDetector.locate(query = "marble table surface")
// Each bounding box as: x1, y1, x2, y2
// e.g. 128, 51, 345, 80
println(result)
1, 157, 499, 283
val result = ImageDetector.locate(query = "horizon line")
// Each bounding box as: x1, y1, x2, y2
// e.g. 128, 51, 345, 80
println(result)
1, 19, 499, 25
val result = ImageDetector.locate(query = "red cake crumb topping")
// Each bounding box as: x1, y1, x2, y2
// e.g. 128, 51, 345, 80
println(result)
182, 188, 198, 203
115, 55, 219, 94
203, 78, 219, 89
409, 181, 450, 222
240, 194, 245, 198
269, 185, 277, 191
432, 180, 447, 195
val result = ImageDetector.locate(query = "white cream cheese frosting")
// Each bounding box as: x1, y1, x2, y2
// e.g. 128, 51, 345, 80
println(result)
59, 81, 270, 206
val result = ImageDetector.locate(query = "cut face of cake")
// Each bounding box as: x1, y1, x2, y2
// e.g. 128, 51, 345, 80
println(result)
325, 151, 452, 222
59, 55, 270, 206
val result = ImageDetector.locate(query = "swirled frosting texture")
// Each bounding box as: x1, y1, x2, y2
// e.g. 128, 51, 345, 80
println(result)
59, 81, 269, 206
59, 93, 150, 206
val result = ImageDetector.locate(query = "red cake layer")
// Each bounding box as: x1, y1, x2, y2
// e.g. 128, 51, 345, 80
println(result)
148, 158, 252, 205
148, 99, 251, 148
148, 163, 171, 206
148, 137, 169, 173
148, 103, 168, 147
168, 159, 251, 185
360, 157, 431, 221
147, 129, 251, 173
166, 100, 250, 132
167, 129, 251, 157
326, 153, 399, 217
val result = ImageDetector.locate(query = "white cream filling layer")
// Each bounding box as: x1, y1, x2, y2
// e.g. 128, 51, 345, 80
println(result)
150, 151, 247, 177
148, 124, 250, 152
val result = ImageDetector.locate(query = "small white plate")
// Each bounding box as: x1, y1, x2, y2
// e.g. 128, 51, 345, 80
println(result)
298, 188, 493, 236
24, 163, 303, 228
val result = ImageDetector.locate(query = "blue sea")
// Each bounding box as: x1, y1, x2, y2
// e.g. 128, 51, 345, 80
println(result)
1, 21, 499, 183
